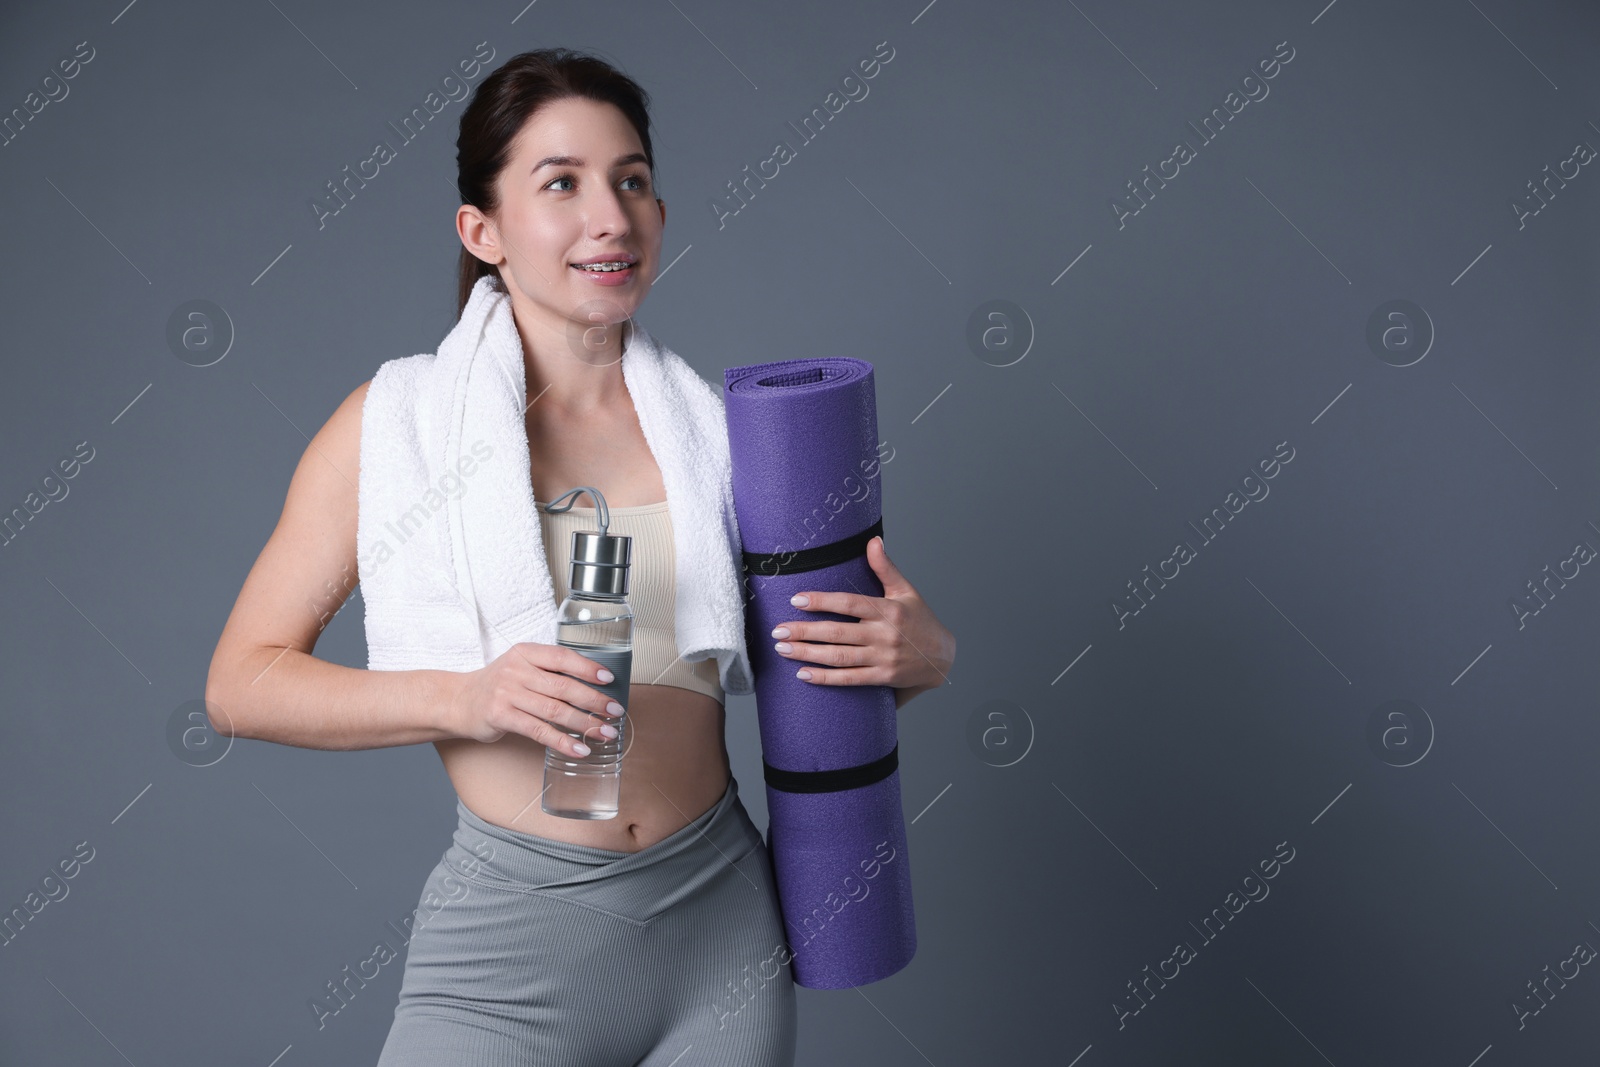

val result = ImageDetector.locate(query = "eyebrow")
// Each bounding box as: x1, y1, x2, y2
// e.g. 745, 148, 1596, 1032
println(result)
531, 152, 649, 174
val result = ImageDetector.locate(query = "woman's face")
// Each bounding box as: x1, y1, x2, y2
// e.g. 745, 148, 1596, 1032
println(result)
471, 96, 665, 337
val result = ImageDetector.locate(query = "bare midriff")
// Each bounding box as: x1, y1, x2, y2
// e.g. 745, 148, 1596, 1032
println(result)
434, 681, 730, 853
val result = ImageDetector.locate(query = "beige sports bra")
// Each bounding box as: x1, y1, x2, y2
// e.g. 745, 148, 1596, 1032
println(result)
535, 498, 726, 705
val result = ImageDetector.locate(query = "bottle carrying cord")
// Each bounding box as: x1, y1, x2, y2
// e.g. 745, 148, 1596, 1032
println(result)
540, 485, 610, 537
540, 486, 631, 597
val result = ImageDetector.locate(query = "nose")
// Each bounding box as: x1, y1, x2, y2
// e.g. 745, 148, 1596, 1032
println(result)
585, 183, 632, 239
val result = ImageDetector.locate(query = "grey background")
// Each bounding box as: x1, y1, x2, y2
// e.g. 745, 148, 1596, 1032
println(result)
3, 0, 1598, 1064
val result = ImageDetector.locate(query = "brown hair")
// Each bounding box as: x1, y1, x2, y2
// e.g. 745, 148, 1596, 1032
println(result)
455, 48, 657, 318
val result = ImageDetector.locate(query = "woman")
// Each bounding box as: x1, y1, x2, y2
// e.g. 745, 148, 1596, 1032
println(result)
206, 48, 955, 1067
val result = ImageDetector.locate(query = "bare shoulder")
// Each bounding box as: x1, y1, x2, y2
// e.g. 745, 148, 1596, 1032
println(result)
322, 379, 370, 467
214, 379, 372, 660
281, 378, 368, 514
286, 377, 371, 540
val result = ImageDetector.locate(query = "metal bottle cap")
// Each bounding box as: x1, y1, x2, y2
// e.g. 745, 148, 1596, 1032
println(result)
540, 486, 632, 598
569, 528, 631, 596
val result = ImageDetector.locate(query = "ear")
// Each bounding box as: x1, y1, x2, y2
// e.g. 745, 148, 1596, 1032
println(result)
457, 204, 500, 266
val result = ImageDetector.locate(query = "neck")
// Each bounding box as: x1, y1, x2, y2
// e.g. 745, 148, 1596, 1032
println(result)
510, 296, 631, 415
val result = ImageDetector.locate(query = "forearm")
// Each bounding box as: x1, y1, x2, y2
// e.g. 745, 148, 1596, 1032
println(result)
206, 646, 464, 750
894, 681, 936, 710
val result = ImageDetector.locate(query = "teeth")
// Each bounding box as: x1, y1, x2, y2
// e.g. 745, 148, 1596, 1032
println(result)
577, 261, 631, 271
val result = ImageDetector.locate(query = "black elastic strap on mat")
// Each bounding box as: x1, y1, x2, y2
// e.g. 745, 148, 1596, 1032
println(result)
763, 744, 898, 794
742, 516, 884, 578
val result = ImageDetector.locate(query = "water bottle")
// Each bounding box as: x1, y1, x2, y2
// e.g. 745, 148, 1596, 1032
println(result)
538, 486, 633, 820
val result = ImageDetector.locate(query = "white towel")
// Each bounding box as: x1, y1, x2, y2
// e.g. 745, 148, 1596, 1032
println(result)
357, 273, 754, 695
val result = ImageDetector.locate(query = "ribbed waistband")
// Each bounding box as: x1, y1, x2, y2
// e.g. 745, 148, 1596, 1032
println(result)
449, 776, 764, 925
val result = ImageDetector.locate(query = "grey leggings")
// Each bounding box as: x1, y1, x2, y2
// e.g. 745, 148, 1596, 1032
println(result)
375, 776, 797, 1066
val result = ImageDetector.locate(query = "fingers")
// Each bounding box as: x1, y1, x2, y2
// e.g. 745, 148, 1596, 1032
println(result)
792, 664, 892, 686
510, 685, 619, 756
865, 534, 914, 597
789, 589, 905, 625
534, 642, 617, 687
535, 672, 625, 740
789, 590, 871, 619
773, 637, 873, 669
499, 644, 628, 757
515, 640, 615, 685
514, 643, 624, 719
770, 618, 870, 647
542, 666, 626, 719
479, 694, 587, 754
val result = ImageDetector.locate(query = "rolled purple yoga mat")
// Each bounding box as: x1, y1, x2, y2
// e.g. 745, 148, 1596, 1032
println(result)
723, 357, 916, 990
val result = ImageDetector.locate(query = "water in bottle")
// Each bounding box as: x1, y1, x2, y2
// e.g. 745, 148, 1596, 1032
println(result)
539, 487, 634, 820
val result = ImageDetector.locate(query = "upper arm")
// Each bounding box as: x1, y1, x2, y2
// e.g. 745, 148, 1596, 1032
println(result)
207, 379, 370, 694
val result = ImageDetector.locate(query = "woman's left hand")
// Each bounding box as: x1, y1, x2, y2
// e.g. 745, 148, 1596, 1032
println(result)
769, 535, 955, 708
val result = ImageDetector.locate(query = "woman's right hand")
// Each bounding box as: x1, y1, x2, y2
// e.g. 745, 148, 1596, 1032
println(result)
445, 642, 625, 756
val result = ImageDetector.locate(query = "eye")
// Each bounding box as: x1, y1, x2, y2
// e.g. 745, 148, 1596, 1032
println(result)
543, 172, 651, 193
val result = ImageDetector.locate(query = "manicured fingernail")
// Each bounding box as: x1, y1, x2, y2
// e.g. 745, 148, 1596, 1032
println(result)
607, 701, 625, 716
573, 742, 591, 756
599, 725, 619, 739
796, 669, 812, 680
597, 669, 614, 683
790, 594, 809, 606
771, 626, 790, 639
775, 642, 792, 653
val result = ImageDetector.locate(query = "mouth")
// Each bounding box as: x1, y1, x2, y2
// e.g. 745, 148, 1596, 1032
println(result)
570, 254, 638, 273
